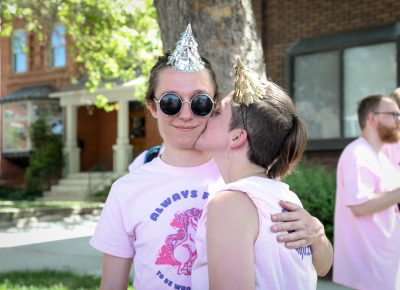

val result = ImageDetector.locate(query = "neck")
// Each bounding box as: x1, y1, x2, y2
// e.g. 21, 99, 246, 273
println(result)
361, 130, 383, 152
161, 146, 211, 167
214, 151, 268, 184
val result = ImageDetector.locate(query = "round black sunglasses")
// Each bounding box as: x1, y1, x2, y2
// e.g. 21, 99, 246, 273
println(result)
153, 93, 215, 117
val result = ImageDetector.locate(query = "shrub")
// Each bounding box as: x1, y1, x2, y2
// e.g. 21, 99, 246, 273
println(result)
0, 186, 42, 200
24, 117, 63, 192
283, 161, 336, 242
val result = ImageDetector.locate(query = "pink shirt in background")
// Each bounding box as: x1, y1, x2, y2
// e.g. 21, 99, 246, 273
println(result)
192, 176, 317, 290
382, 141, 400, 171
333, 137, 400, 290
90, 157, 222, 290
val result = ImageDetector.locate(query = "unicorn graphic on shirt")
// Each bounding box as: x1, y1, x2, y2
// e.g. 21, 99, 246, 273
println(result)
155, 208, 202, 275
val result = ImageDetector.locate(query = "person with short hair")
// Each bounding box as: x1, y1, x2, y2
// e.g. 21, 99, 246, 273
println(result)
333, 95, 400, 290
191, 57, 324, 290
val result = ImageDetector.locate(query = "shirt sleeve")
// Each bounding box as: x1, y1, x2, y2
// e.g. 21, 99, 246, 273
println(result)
90, 181, 135, 258
128, 150, 147, 173
341, 151, 377, 206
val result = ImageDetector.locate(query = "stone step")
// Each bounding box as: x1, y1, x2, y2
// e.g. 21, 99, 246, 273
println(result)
58, 178, 112, 187
67, 172, 114, 179
41, 192, 92, 201
51, 183, 108, 194
41, 171, 115, 201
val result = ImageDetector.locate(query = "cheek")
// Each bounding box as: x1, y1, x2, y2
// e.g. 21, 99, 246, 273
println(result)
155, 115, 173, 137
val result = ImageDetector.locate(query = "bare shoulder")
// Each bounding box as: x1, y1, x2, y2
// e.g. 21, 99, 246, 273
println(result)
207, 190, 258, 237
209, 190, 256, 211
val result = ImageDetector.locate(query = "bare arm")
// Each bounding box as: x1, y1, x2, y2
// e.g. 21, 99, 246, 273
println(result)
349, 187, 400, 217
207, 191, 258, 290
271, 200, 333, 276
100, 254, 133, 290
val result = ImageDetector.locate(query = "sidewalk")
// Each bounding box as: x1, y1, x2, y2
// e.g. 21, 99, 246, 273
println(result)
0, 215, 350, 290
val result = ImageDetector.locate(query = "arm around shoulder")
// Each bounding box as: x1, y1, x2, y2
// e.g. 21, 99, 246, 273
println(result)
271, 200, 333, 276
308, 217, 333, 277
207, 190, 259, 290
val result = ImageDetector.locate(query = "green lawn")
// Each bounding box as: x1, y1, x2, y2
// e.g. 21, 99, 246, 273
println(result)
0, 270, 134, 290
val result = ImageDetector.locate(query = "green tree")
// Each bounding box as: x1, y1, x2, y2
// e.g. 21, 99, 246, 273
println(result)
0, 0, 162, 105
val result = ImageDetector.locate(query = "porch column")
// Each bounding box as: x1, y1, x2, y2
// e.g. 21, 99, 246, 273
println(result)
63, 104, 80, 174
113, 99, 133, 174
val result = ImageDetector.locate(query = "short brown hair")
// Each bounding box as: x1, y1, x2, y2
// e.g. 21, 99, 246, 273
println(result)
230, 82, 307, 179
357, 95, 384, 129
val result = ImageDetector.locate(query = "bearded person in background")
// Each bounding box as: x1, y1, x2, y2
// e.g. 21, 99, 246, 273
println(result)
333, 95, 400, 290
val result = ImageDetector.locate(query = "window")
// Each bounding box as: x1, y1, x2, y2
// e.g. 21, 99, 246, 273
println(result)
51, 25, 66, 67
2, 100, 62, 153
2, 103, 29, 151
294, 51, 340, 139
287, 23, 399, 149
12, 31, 27, 73
343, 43, 396, 137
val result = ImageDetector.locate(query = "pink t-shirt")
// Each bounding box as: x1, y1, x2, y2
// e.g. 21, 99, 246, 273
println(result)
333, 137, 400, 290
382, 141, 400, 171
192, 176, 317, 290
90, 157, 222, 290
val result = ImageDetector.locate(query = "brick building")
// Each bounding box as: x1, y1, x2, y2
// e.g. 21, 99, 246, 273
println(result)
1, 1, 400, 188
252, 0, 400, 168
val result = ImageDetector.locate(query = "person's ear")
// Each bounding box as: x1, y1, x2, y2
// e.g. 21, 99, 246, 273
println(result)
229, 129, 248, 149
367, 111, 378, 127
147, 99, 158, 118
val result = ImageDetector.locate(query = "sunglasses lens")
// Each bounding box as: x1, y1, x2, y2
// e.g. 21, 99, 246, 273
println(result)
159, 94, 182, 116
191, 95, 214, 117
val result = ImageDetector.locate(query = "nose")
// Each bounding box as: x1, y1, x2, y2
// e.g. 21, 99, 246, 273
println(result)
178, 101, 193, 120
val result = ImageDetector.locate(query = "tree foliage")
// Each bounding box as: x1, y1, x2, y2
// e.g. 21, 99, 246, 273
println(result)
0, 0, 162, 103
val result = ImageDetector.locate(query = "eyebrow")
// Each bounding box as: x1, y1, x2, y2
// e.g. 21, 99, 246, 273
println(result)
158, 90, 212, 97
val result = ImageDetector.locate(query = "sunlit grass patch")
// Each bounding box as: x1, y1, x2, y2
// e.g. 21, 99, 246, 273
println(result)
0, 270, 134, 290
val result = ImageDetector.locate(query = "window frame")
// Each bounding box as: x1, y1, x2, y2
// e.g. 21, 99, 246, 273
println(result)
286, 22, 400, 151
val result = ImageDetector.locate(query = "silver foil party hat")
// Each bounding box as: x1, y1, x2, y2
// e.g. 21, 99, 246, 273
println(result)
167, 24, 205, 72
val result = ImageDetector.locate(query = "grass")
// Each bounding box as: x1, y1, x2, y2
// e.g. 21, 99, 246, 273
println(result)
0, 270, 134, 290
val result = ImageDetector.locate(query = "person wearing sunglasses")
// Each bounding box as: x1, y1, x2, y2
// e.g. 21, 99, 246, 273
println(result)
333, 95, 400, 290
90, 25, 332, 290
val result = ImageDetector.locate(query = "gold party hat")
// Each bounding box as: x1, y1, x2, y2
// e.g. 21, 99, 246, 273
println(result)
167, 24, 205, 72
232, 56, 265, 106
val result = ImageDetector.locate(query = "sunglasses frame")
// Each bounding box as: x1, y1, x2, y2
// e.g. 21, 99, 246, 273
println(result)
153, 92, 215, 117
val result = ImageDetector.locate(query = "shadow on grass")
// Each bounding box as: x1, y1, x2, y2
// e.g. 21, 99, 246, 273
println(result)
0, 270, 134, 290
